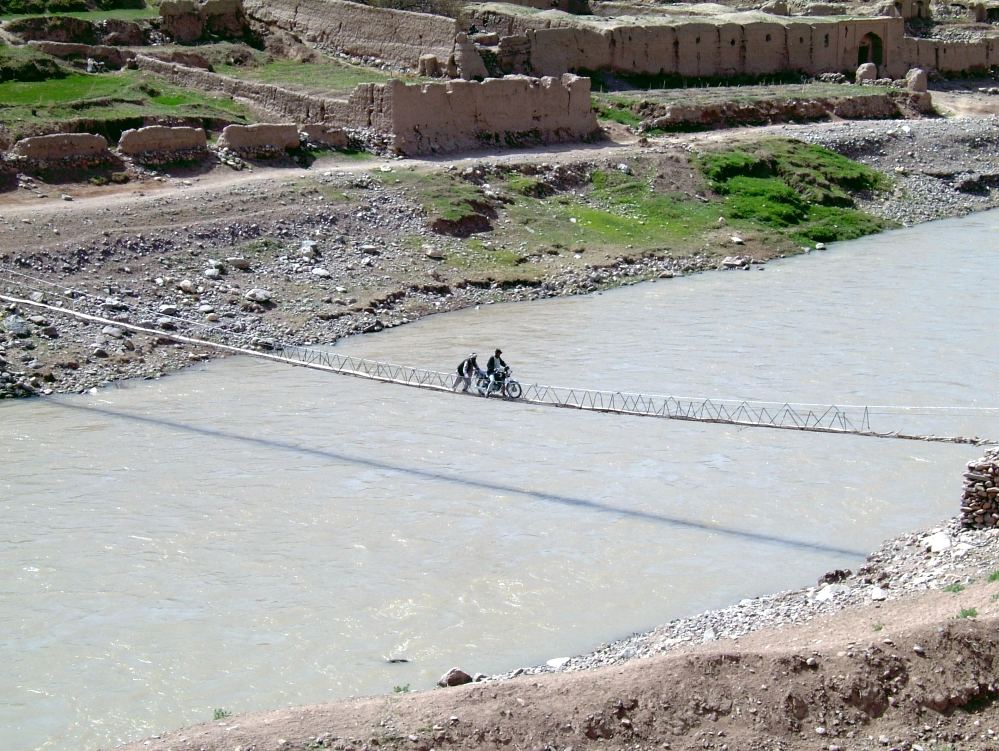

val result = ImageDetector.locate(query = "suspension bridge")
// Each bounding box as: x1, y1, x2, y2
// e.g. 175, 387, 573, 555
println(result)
1, 266, 995, 445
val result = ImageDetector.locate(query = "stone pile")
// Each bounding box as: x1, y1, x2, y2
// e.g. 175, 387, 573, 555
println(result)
960, 448, 999, 528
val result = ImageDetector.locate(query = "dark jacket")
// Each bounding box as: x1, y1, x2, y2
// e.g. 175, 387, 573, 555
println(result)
457, 356, 478, 376
487, 354, 507, 374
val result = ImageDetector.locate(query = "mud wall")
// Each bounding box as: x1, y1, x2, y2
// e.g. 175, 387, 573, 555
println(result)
638, 89, 929, 130
134, 55, 344, 121
218, 123, 301, 154
902, 36, 995, 72
341, 74, 598, 155
11, 133, 110, 162
118, 125, 208, 156
243, 0, 456, 69
468, 6, 998, 78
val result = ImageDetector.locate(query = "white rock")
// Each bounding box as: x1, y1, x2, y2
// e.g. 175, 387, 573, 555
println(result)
870, 586, 888, 601
311, 268, 331, 278
546, 657, 570, 669
244, 288, 273, 303
815, 584, 851, 602
702, 627, 717, 642
178, 279, 195, 294
815, 242, 827, 250
925, 531, 952, 553
730, 236, 744, 245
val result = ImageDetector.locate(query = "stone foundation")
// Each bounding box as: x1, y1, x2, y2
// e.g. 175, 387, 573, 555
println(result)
961, 448, 999, 528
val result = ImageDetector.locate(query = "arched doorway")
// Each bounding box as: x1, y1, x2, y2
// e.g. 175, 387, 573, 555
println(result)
857, 32, 883, 67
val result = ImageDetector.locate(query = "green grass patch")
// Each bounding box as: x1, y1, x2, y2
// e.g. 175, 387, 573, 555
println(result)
505, 174, 548, 197
988, 570, 999, 582
378, 170, 491, 223
591, 96, 643, 128
0, 5, 156, 20
943, 582, 966, 593
0, 69, 251, 139
697, 139, 892, 244
217, 59, 394, 96
958, 607, 978, 619
0, 44, 66, 83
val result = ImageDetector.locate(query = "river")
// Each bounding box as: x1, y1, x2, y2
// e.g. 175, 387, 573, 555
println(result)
2, 209, 998, 751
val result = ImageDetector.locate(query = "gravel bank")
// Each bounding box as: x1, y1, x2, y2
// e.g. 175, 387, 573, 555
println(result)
496, 514, 999, 681
794, 115, 999, 225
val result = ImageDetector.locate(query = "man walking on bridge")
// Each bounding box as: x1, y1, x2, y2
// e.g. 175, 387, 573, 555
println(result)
454, 352, 480, 392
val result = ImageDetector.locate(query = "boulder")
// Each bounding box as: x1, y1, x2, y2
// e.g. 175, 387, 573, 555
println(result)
244, 288, 273, 303
438, 667, 473, 687
905, 67, 928, 93
856, 62, 877, 82
924, 531, 952, 553
3, 315, 31, 337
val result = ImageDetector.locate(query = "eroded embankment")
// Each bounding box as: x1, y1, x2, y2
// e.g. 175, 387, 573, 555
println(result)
111, 515, 999, 751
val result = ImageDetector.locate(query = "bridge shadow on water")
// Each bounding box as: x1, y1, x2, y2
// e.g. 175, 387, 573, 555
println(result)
52, 400, 867, 559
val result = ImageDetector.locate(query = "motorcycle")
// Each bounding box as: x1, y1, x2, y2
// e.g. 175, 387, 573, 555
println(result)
476, 365, 522, 399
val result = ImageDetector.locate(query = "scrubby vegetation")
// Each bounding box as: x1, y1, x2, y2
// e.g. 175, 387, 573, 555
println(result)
370, 139, 892, 283
698, 139, 892, 243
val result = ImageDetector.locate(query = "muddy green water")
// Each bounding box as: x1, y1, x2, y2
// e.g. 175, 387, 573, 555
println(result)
2, 209, 998, 751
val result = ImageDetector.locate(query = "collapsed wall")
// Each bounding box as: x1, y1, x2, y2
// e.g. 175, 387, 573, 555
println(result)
336, 75, 599, 155
243, 0, 456, 68
159, 0, 249, 43
9, 133, 114, 169
903, 36, 997, 73
961, 448, 999, 528
217, 123, 301, 157
634, 86, 931, 130
134, 55, 344, 121
118, 126, 209, 163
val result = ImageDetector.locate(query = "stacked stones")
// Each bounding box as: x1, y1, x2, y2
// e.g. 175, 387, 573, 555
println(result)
960, 447, 999, 528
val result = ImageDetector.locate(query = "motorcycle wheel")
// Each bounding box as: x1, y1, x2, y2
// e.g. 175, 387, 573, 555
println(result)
505, 380, 522, 399
475, 376, 490, 396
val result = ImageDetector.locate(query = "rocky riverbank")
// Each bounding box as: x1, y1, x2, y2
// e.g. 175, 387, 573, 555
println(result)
495, 514, 999, 679
111, 510, 999, 751
2, 115, 999, 400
